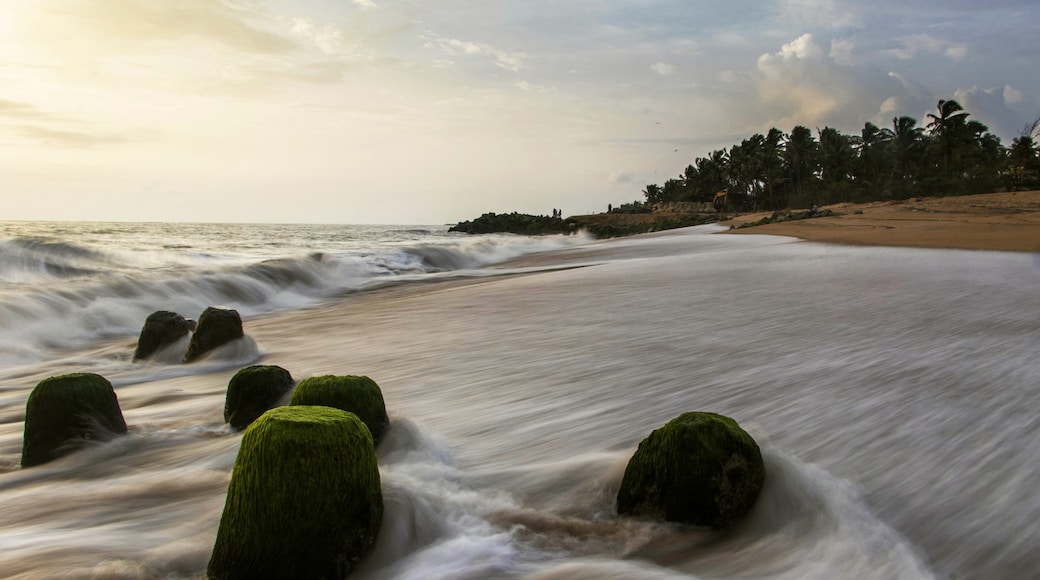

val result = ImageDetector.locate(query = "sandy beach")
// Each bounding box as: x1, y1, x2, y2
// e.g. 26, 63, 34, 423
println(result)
723, 190, 1040, 252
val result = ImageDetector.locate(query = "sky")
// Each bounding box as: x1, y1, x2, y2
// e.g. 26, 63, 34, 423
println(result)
1, 0, 1038, 224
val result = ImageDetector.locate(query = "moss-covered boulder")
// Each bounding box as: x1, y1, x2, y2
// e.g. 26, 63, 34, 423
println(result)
290, 375, 390, 446
183, 307, 244, 363
223, 365, 295, 431
133, 310, 195, 361
207, 406, 383, 579
616, 412, 765, 529
20, 373, 128, 468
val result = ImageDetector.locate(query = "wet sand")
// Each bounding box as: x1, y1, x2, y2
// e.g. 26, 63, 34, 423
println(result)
723, 190, 1040, 252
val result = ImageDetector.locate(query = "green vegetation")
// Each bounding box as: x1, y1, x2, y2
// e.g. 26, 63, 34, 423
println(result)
208, 406, 383, 579
448, 212, 578, 235
291, 375, 390, 446
21, 373, 128, 467
616, 411, 765, 529
223, 365, 295, 431
449, 210, 722, 238
642, 101, 1040, 210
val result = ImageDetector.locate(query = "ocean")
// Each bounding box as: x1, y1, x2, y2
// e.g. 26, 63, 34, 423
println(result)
0, 220, 1037, 579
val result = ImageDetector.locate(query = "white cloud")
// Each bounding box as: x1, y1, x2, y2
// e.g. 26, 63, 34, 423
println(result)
436, 38, 526, 72
353, 0, 377, 9
953, 85, 1028, 139
884, 34, 968, 61
651, 62, 676, 76
1003, 84, 1024, 104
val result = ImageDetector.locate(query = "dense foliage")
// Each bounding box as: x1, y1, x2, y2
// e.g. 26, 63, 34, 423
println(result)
448, 212, 577, 235
642, 101, 1040, 210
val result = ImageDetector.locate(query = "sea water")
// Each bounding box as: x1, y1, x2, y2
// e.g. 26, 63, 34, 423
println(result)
0, 221, 1037, 579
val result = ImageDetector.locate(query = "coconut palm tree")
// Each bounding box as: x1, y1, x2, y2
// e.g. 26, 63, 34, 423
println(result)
926, 99, 970, 174
891, 116, 925, 196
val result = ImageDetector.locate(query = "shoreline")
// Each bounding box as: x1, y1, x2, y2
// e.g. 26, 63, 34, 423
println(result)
720, 190, 1040, 253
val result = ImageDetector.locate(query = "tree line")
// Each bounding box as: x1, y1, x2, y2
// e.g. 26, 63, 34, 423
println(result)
641, 100, 1040, 211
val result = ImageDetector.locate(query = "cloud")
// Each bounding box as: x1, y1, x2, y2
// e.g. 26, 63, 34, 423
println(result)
651, 62, 676, 77
8, 124, 137, 147
829, 39, 856, 66
431, 37, 526, 72
953, 85, 1032, 139
883, 34, 969, 61
353, 0, 378, 9
1003, 84, 1024, 104
746, 34, 943, 133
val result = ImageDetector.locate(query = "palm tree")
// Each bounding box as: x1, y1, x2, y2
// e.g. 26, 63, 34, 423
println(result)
853, 122, 894, 197
891, 116, 925, 196
784, 126, 819, 203
926, 99, 970, 174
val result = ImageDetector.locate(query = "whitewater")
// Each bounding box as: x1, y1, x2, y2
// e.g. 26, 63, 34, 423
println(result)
0, 220, 1037, 579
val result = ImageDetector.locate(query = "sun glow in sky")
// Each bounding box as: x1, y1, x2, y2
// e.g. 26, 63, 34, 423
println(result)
2, 0, 1038, 224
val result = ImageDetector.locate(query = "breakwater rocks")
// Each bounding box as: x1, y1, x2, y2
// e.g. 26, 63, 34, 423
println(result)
184, 307, 245, 363
617, 412, 765, 529
20, 373, 128, 467
132, 307, 246, 364
208, 406, 383, 579
224, 365, 295, 431
449, 211, 722, 238
132, 311, 196, 361
734, 208, 836, 229
291, 375, 390, 446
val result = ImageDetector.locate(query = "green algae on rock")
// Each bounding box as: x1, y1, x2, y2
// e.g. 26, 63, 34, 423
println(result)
290, 375, 390, 446
207, 406, 383, 580
132, 310, 195, 361
183, 307, 244, 363
223, 365, 295, 431
20, 373, 128, 468
616, 411, 765, 529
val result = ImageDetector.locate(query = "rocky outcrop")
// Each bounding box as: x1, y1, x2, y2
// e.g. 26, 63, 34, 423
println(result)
207, 406, 383, 579
223, 365, 295, 431
132, 310, 195, 362
735, 208, 835, 229
183, 307, 244, 363
291, 375, 390, 446
616, 411, 765, 528
20, 373, 128, 467
651, 201, 715, 213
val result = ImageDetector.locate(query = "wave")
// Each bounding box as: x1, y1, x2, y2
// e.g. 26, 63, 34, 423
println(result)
0, 231, 589, 367
0, 237, 116, 281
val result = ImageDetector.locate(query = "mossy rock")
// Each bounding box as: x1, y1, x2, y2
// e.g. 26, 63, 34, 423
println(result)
20, 373, 128, 468
224, 365, 295, 431
207, 406, 383, 579
133, 310, 195, 361
290, 375, 390, 446
183, 307, 244, 363
616, 412, 765, 528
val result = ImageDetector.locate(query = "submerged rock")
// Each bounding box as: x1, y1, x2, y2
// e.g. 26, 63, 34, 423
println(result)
183, 307, 244, 363
133, 310, 195, 361
223, 365, 295, 431
291, 375, 390, 446
616, 411, 765, 528
207, 406, 383, 579
20, 373, 128, 468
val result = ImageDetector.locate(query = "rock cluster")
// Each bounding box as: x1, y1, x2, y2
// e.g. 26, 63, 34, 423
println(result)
132, 307, 245, 364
